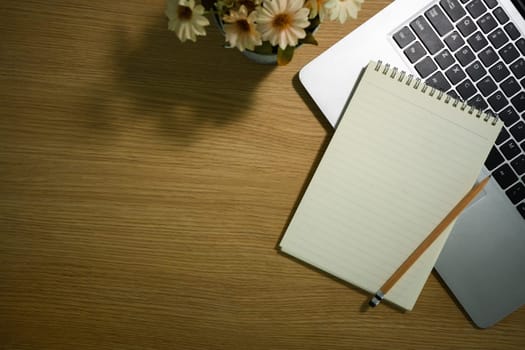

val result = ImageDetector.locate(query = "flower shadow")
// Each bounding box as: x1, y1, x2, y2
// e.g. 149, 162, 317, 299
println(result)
87, 15, 275, 145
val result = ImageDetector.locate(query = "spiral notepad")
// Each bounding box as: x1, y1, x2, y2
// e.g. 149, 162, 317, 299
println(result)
280, 61, 503, 311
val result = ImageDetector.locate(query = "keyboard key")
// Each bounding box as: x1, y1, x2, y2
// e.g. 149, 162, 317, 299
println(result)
510, 121, 525, 143
510, 59, 525, 79
495, 128, 510, 145
435, 49, 455, 69
415, 56, 438, 78
466, 0, 487, 18
517, 38, 525, 55
445, 31, 465, 51
466, 60, 486, 81
455, 46, 476, 66
457, 79, 477, 99
493, 7, 510, 24
499, 106, 520, 126
440, 0, 467, 22
426, 71, 451, 92
501, 77, 521, 97
404, 41, 427, 63
511, 92, 525, 112
457, 16, 477, 36
504, 23, 521, 40
487, 90, 509, 111
500, 139, 521, 160
493, 163, 518, 189
425, 5, 454, 36
511, 154, 525, 175
410, 16, 444, 54
393, 26, 416, 48
468, 94, 488, 110
506, 182, 525, 204
488, 28, 509, 49
483, 0, 498, 9
447, 89, 460, 100
446, 64, 467, 84
489, 61, 510, 82
477, 12, 498, 33
517, 202, 525, 219
477, 76, 498, 96
478, 46, 498, 67
485, 146, 505, 170
467, 31, 489, 51
499, 43, 520, 64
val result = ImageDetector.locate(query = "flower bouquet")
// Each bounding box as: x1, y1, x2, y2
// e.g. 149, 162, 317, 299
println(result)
166, 0, 364, 65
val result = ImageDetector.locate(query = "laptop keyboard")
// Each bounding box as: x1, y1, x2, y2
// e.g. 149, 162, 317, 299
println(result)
392, 0, 525, 219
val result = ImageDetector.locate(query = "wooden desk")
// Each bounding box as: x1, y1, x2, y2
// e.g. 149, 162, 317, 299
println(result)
1, 1, 524, 348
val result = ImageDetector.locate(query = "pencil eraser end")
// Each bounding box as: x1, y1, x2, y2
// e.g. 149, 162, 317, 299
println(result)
369, 290, 384, 307
369, 297, 381, 307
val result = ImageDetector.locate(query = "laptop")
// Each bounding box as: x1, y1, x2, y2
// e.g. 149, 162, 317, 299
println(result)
299, 0, 525, 328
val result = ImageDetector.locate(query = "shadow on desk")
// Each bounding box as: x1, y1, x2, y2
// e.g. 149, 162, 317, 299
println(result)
83, 16, 274, 145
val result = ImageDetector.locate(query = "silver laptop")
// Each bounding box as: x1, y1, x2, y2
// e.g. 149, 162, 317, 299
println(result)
299, 0, 525, 328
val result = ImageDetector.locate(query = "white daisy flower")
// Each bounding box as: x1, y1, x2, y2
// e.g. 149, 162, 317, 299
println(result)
305, 0, 331, 21
165, 0, 210, 42
223, 6, 262, 51
256, 0, 311, 50
325, 0, 364, 24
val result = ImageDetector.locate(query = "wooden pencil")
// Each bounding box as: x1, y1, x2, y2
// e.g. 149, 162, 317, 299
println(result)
369, 175, 491, 307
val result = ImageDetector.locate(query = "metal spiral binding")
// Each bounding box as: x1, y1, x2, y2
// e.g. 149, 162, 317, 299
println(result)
373, 60, 500, 125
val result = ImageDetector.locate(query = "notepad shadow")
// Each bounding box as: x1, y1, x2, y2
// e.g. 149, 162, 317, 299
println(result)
281, 73, 408, 315
278, 249, 407, 314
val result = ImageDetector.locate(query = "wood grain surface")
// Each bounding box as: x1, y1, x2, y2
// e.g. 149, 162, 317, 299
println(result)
1, 1, 524, 349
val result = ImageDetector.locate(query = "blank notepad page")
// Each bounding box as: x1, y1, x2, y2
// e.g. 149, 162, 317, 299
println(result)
280, 61, 502, 311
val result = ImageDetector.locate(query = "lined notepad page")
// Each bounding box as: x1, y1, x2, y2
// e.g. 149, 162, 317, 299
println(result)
280, 61, 502, 310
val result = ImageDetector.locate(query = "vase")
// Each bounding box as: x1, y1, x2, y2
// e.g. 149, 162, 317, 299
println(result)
240, 48, 278, 65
